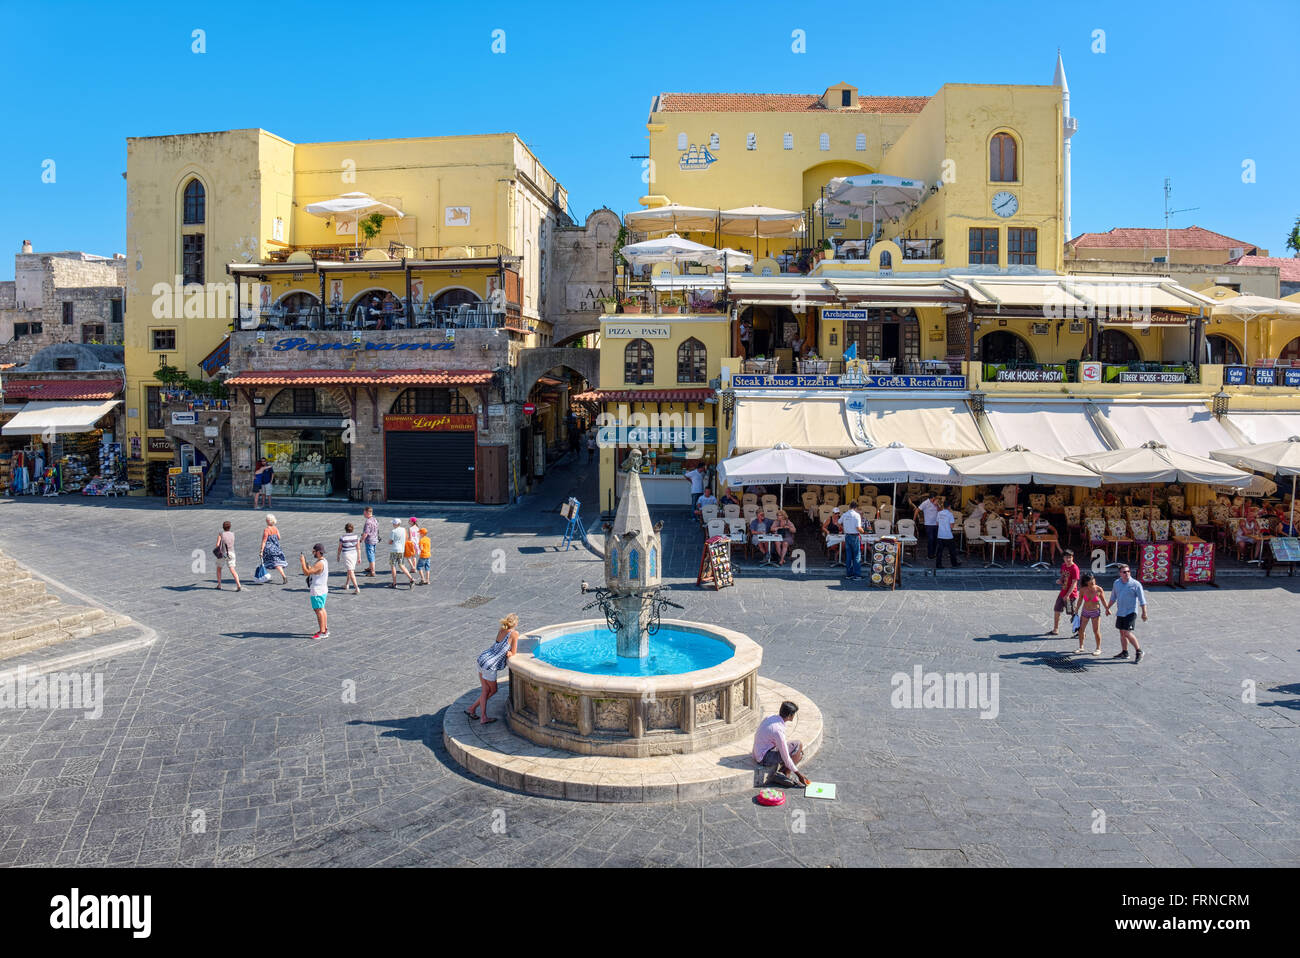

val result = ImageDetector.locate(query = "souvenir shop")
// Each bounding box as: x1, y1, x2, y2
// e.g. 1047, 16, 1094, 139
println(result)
0, 400, 125, 496
253, 388, 351, 500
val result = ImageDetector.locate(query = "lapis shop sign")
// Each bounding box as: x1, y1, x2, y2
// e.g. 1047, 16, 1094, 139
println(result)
271, 337, 454, 352
732, 373, 966, 389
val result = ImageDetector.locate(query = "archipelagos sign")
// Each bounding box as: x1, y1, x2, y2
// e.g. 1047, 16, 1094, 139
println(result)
270, 337, 455, 352
732, 373, 967, 390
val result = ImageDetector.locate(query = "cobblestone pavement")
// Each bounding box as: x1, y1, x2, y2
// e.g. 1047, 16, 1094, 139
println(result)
0, 455, 1297, 867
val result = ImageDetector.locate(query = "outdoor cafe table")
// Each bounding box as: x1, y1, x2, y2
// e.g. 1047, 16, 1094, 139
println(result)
825, 533, 872, 567
1026, 533, 1059, 570
752, 533, 783, 566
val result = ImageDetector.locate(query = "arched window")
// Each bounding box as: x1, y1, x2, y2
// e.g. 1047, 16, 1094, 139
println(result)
1279, 337, 1300, 364
1206, 335, 1242, 365
979, 331, 1034, 364
390, 388, 471, 415
625, 338, 654, 384
879, 250, 893, 270
628, 548, 640, 580
609, 547, 619, 578
990, 133, 1018, 182
279, 291, 320, 323
649, 546, 657, 578
677, 337, 706, 383
183, 179, 206, 225
348, 290, 402, 327
433, 288, 480, 311
1099, 329, 1140, 363
266, 388, 342, 417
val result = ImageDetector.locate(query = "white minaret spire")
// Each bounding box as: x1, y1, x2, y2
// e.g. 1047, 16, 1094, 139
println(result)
1055, 50, 1077, 243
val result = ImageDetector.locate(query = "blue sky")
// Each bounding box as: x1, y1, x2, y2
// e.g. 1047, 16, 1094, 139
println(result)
1, 0, 1297, 278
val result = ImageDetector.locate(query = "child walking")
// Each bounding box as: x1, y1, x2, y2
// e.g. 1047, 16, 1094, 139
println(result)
1074, 572, 1110, 654
416, 528, 432, 585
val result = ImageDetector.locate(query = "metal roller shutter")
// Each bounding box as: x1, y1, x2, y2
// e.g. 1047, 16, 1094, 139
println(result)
385, 431, 476, 501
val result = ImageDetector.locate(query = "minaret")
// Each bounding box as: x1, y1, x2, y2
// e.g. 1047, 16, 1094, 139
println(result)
1054, 50, 1077, 243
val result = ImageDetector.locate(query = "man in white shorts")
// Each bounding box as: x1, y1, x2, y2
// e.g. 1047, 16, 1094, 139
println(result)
388, 518, 414, 589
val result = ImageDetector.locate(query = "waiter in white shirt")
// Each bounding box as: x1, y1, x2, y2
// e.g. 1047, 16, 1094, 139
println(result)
914, 493, 941, 560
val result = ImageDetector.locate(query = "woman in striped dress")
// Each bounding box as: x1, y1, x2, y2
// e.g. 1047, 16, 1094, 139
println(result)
259, 514, 289, 584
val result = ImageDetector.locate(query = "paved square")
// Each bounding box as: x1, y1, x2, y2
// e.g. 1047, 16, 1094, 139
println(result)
0, 458, 1297, 867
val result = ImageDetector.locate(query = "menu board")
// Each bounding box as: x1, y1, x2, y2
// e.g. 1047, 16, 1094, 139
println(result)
1137, 543, 1175, 586
868, 537, 902, 590
1270, 537, 1300, 563
166, 466, 205, 507
1179, 540, 1216, 587
697, 535, 734, 590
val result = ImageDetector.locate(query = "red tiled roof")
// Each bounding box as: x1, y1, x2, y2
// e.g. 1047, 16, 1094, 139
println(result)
1, 379, 121, 401
1226, 255, 1300, 283
1069, 226, 1260, 252
225, 369, 493, 387
573, 388, 714, 403
655, 92, 930, 115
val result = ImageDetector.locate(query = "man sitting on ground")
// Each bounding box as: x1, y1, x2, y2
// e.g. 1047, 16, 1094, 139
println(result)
752, 700, 810, 786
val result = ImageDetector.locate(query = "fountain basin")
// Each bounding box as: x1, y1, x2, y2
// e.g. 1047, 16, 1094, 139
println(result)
507, 618, 762, 757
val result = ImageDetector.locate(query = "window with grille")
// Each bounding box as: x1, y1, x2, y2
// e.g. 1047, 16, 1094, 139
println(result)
62, 302, 74, 325
969, 228, 999, 266
182, 233, 204, 286
624, 338, 655, 384
989, 133, 1018, 182
676, 337, 706, 383
819, 133, 830, 151
151, 329, 176, 351
183, 179, 206, 224
146, 387, 162, 429
1008, 228, 1037, 265
855, 133, 866, 151
390, 388, 471, 414
782, 133, 793, 150
110, 299, 123, 323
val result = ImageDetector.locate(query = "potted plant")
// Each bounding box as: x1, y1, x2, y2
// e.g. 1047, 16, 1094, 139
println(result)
598, 295, 618, 314
622, 295, 644, 314
359, 213, 385, 246
661, 295, 683, 314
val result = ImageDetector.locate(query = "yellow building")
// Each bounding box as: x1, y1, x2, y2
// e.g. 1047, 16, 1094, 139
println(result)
123, 129, 570, 493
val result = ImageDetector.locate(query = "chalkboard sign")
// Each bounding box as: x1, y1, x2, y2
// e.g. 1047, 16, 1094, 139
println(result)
868, 537, 902, 590
166, 466, 205, 507
697, 535, 734, 590
1137, 543, 1175, 586
1179, 540, 1217, 588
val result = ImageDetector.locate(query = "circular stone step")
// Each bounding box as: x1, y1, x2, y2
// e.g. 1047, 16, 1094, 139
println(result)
443, 676, 822, 803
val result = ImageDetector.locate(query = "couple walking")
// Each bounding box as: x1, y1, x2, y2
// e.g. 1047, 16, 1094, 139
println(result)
1051, 551, 1148, 662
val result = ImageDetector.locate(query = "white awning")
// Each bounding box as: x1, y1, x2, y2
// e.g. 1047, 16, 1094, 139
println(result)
1224, 413, 1300, 445
1, 400, 121, 436
825, 280, 967, 311
951, 275, 1213, 313
854, 399, 987, 459
731, 397, 865, 457
1093, 402, 1237, 459
985, 402, 1110, 459
726, 277, 836, 303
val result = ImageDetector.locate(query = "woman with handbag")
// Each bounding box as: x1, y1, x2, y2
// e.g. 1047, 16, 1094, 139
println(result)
466, 613, 521, 725
213, 520, 241, 591
259, 514, 289, 584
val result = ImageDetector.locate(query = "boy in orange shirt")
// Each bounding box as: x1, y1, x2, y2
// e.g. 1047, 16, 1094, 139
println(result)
416, 528, 432, 585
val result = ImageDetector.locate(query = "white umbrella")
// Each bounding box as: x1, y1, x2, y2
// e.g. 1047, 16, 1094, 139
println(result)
696, 247, 753, 271
718, 442, 848, 510
839, 441, 959, 533
304, 192, 405, 252
949, 445, 1102, 487
818, 173, 927, 243
624, 203, 718, 234
1209, 294, 1300, 364
719, 205, 805, 259
1210, 435, 1300, 532
618, 233, 717, 268
1068, 441, 1253, 486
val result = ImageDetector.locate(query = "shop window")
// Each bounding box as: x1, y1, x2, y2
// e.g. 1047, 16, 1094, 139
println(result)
990, 132, 1018, 182
676, 337, 707, 383
62, 302, 74, 325
182, 233, 204, 286
624, 338, 655, 384
152, 329, 176, 351
1008, 228, 1037, 265
969, 228, 999, 266
266, 388, 342, 417
183, 179, 206, 225
146, 386, 162, 429
391, 388, 471, 415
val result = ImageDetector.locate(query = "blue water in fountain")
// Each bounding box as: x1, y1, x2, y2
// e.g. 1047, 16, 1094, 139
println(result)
534, 626, 733, 677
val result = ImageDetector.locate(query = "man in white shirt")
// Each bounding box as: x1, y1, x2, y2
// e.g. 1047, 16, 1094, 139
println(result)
684, 466, 705, 511
752, 701, 810, 786
934, 498, 961, 569
695, 486, 718, 518
840, 503, 864, 579
300, 543, 330, 640
914, 493, 941, 560
388, 518, 414, 589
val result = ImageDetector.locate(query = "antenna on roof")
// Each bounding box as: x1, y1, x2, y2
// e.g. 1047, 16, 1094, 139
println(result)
1162, 178, 1200, 265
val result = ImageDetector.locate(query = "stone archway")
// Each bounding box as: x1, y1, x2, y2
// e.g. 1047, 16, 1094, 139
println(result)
514, 347, 600, 403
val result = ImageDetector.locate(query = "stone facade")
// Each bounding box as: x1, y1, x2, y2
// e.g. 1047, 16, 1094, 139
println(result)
0, 249, 125, 366
544, 208, 621, 347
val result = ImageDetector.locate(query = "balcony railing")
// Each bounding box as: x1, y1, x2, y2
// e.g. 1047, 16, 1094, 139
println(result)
238, 301, 505, 332
263, 242, 512, 265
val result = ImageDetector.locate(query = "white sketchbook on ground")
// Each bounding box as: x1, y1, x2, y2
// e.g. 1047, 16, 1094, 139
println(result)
804, 782, 836, 800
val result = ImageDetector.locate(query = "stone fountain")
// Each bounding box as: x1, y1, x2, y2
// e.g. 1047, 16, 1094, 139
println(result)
443, 453, 823, 800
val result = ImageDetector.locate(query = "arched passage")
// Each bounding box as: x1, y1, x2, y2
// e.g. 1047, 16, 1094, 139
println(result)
1098, 329, 1140, 364
979, 330, 1035, 364
1206, 334, 1242, 365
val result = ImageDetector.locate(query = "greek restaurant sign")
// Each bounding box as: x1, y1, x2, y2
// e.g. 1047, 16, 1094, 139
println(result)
598, 427, 718, 445
1117, 371, 1188, 384
271, 337, 454, 352
731, 373, 966, 390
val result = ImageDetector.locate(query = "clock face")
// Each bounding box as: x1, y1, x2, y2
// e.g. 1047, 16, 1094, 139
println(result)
992, 191, 1018, 217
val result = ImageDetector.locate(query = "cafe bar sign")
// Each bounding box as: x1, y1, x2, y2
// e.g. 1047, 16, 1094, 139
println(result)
732, 373, 967, 389
1225, 366, 1300, 387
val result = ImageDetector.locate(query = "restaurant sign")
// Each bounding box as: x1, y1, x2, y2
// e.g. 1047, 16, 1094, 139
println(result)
1286, 369, 1300, 387
821, 309, 869, 321
731, 374, 967, 390
271, 337, 454, 352
384, 414, 476, 432
1116, 371, 1188, 384
986, 364, 1066, 383
598, 427, 718, 445
1245, 367, 1300, 387
603, 324, 671, 339
1224, 366, 1248, 385
147, 437, 173, 453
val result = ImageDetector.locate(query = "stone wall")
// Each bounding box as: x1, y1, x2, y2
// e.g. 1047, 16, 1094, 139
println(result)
545, 208, 621, 347
0, 251, 126, 365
